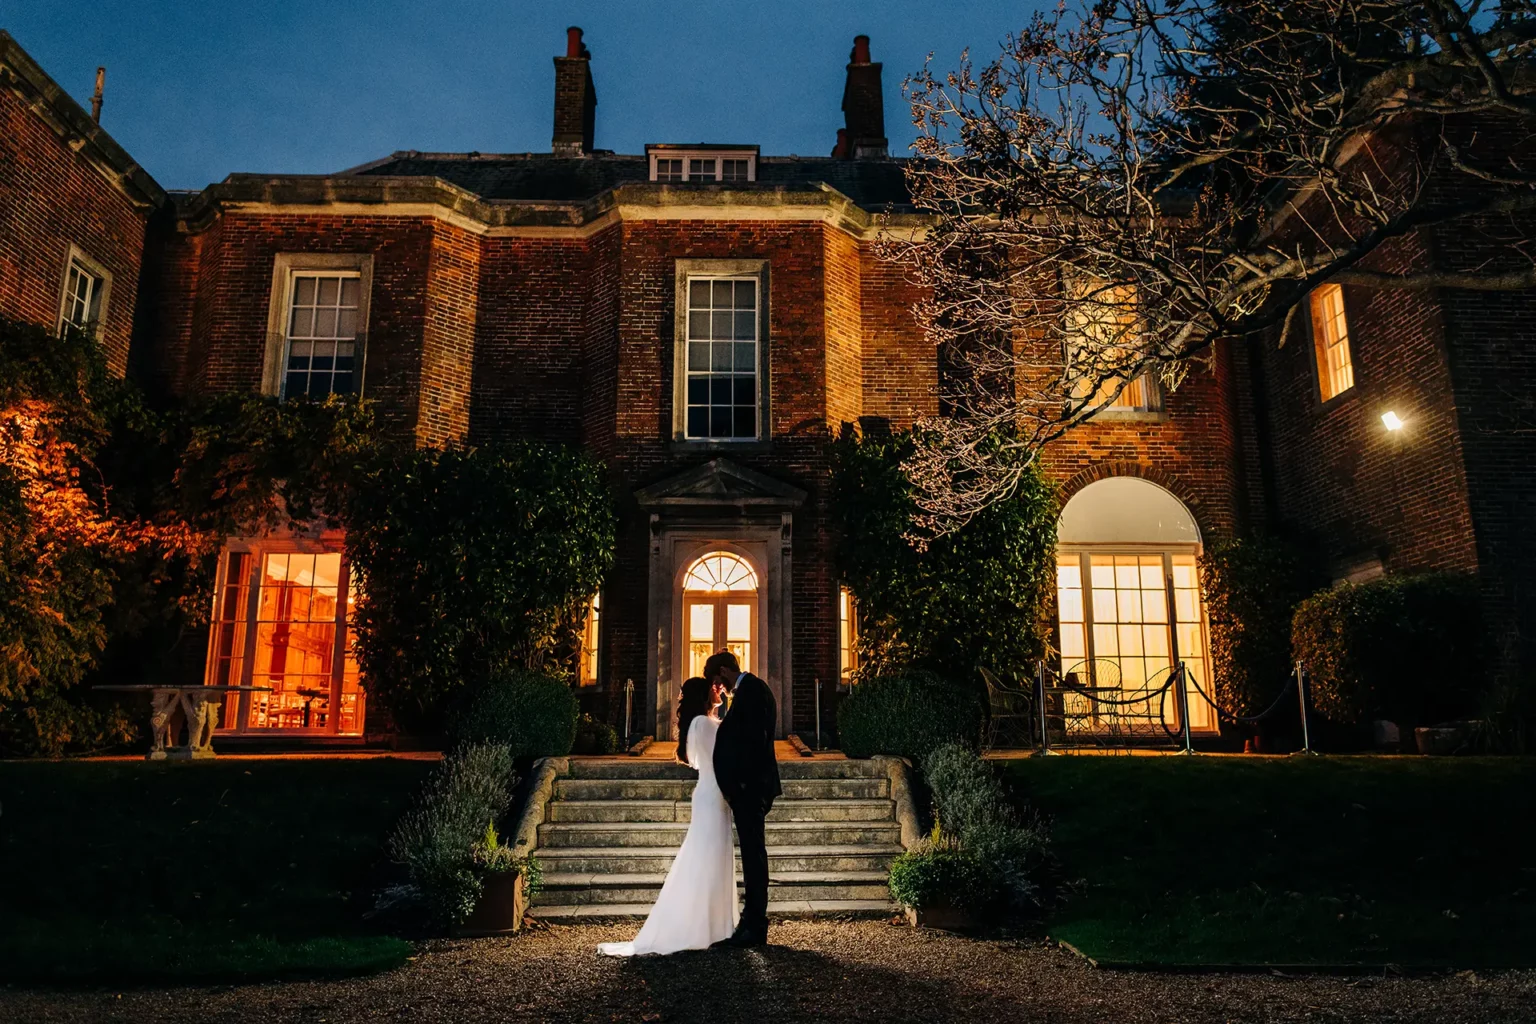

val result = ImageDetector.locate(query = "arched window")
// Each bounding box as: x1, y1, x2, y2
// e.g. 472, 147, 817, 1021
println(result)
1055, 477, 1214, 732
683, 552, 759, 592
682, 552, 759, 676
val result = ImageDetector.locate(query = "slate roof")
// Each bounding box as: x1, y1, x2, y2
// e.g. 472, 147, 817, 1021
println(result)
347, 151, 915, 211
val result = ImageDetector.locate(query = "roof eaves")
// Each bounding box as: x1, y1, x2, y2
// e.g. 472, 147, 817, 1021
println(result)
0, 30, 166, 211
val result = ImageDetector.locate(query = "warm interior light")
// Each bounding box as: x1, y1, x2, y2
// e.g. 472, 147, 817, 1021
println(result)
1381, 410, 1405, 431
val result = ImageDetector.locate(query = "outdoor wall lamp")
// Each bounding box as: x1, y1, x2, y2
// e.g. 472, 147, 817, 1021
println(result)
1381, 410, 1405, 431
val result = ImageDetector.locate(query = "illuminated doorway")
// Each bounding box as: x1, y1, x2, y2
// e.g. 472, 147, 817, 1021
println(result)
681, 551, 759, 678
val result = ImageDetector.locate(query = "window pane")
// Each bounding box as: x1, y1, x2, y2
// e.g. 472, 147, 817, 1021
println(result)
711, 343, 733, 372
689, 341, 710, 370
340, 277, 360, 306
687, 407, 708, 437
294, 277, 317, 305
713, 280, 734, 306
732, 406, 755, 437
687, 376, 709, 403
735, 341, 755, 371
732, 375, 755, 404
689, 311, 709, 339
712, 310, 733, 339
711, 376, 732, 404
290, 307, 315, 337
689, 280, 710, 308
734, 280, 756, 308
316, 277, 339, 306
710, 407, 731, 436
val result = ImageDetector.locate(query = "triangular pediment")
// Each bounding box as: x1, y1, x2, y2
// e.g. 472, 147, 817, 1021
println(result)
634, 458, 806, 510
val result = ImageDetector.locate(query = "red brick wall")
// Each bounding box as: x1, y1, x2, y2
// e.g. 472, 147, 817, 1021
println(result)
0, 86, 148, 372
1255, 234, 1479, 577
859, 243, 936, 427
175, 213, 438, 441
417, 221, 480, 445
823, 226, 863, 429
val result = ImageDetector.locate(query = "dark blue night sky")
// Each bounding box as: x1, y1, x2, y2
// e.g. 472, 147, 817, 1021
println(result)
6, 0, 1047, 190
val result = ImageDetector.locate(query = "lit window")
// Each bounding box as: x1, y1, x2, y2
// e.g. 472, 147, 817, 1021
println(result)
721, 159, 750, 183
655, 158, 684, 182
284, 273, 362, 399
684, 277, 760, 439
1055, 551, 1213, 732
205, 546, 365, 736
579, 592, 601, 688
688, 158, 717, 182
683, 552, 758, 677
1310, 283, 1355, 401
1065, 277, 1160, 413
839, 586, 860, 686
58, 255, 105, 336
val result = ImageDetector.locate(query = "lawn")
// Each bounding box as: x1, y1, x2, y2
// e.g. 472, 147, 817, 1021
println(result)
1005, 755, 1536, 968
0, 757, 434, 986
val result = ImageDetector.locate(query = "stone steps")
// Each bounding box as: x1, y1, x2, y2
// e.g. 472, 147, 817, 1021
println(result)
526, 756, 907, 919
546, 797, 896, 824
538, 819, 904, 848
538, 843, 905, 875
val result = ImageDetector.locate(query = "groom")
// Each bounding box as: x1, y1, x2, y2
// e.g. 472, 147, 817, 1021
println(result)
705, 649, 782, 947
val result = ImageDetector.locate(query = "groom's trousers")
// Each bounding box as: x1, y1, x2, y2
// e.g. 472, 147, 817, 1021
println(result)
729, 798, 770, 930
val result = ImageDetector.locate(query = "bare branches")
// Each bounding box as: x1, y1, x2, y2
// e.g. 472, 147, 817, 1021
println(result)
884, 0, 1536, 532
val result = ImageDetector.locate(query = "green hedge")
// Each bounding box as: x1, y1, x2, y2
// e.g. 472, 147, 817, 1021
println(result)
1292, 572, 1484, 728
448, 669, 578, 758
837, 670, 984, 762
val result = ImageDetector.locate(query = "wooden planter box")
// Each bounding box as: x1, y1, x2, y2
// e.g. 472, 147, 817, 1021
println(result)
454, 872, 528, 937
904, 902, 981, 931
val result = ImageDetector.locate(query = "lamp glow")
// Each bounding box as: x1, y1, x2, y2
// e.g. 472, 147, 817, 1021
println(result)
1381, 411, 1405, 431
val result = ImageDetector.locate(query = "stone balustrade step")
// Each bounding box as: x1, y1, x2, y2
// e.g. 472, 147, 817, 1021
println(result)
536, 869, 892, 906
537, 819, 903, 849
565, 758, 887, 781
546, 797, 896, 825
538, 844, 903, 876
531, 899, 898, 920
553, 776, 889, 802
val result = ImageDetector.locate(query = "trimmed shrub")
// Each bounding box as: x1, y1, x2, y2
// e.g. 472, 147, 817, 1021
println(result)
888, 833, 998, 912
388, 743, 516, 925
448, 669, 578, 758
572, 713, 620, 755
1292, 572, 1485, 728
837, 670, 985, 762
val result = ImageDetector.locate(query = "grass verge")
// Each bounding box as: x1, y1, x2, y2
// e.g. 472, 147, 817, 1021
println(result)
0, 757, 433, 986
1002, 755, 1536, 968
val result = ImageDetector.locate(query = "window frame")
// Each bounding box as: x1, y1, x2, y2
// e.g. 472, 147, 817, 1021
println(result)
56, 244, 113, 339
204, 536, 366, 738
647, 148, 758, 183
1054, 544, 1216, 735
263, 253, 375, 399
1061, 275, 1166, 422
1308, 282, 1357, 405
671, 259, 771, 450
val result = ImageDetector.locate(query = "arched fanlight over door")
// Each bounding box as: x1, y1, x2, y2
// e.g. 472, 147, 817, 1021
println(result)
682, 552, 759, 676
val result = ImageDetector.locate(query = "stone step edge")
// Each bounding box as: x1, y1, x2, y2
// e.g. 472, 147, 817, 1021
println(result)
541, 818, 900, 831
541, 870, 890, 887
536, 844, 905, 858
530, 899, 898, 920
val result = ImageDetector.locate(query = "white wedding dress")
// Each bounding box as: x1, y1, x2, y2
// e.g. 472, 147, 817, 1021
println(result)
597, 714, 738, 956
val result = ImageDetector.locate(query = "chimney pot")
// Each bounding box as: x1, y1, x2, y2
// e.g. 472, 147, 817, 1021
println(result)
839, 36, 886, 159
553, 28, 597, 156
90, 66, 105, 124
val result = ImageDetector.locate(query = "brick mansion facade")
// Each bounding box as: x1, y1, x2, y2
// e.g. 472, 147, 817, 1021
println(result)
4, 27, 1533, 744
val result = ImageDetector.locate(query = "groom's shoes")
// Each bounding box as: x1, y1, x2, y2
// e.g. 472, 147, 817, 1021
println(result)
712, 922, 769, 948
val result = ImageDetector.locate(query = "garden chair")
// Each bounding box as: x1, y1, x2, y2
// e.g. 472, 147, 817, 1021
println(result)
979, 666, 1036, 752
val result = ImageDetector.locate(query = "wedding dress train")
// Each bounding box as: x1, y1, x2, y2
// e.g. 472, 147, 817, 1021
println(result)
597, 714, 738, 956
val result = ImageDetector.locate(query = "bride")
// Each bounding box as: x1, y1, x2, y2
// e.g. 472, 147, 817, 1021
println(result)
597, 676, 737, 956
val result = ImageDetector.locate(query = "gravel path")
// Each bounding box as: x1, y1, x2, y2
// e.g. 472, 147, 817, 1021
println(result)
4, 921, 1533, 1024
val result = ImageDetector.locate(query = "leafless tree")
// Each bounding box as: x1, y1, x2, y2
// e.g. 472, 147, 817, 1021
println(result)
883, 0, 1536, 533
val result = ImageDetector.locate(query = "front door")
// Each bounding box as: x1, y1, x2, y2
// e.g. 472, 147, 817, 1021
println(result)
680, 551, 759, 680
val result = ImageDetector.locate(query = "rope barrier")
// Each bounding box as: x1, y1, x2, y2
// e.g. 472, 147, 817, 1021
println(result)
1184, 670, 1297, 725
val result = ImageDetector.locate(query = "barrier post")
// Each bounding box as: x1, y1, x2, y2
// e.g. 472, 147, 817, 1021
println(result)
814, 675, 822, 750
1036, 660, 1051, 755
624, 678, 634, 747
1176, 662, 1194, 755
1295, 661, 1316, 755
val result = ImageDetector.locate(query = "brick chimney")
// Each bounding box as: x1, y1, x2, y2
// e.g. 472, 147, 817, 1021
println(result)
840, 35, 887, 159
552, 27, 596, 157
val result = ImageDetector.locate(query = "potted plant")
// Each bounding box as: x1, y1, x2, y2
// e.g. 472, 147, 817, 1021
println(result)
887, 831, 994, 930
456, 822, 543, 936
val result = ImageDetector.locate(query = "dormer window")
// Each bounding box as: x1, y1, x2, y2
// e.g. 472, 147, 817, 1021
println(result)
647, 145, 759, 183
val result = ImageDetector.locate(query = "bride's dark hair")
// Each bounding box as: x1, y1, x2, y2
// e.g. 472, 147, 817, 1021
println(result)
675, 676, 714, 766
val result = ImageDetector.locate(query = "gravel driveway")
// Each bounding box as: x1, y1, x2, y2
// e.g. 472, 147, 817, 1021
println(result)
4, 920, 1532, 1024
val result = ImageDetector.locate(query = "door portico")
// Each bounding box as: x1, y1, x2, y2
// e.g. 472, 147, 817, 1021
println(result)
635, 459, 806, 740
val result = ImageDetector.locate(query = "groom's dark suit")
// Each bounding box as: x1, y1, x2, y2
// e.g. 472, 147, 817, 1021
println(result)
713, 671, 782, 936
